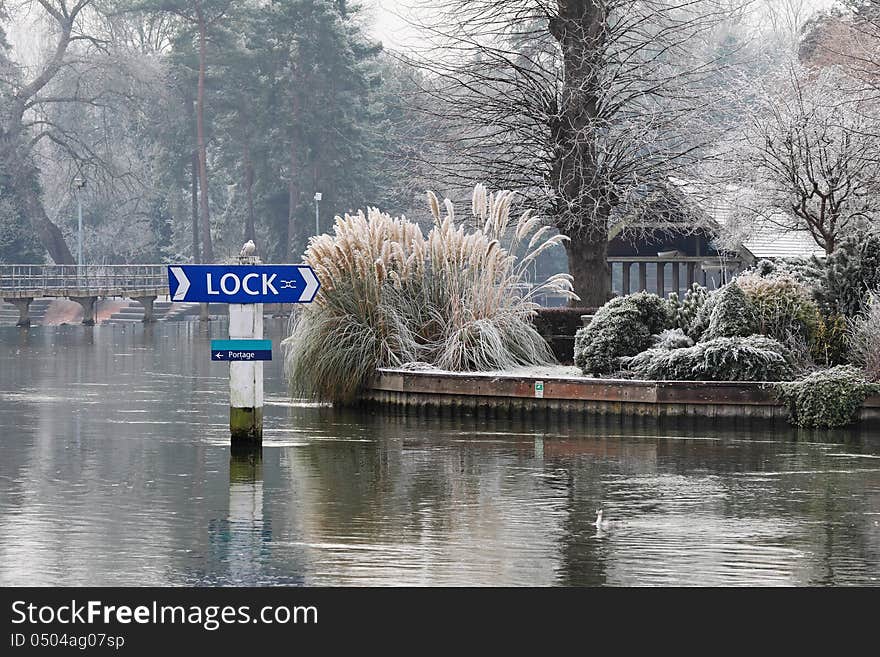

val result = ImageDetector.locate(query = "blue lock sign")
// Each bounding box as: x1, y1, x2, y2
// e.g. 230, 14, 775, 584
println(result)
168, 264, 319, 304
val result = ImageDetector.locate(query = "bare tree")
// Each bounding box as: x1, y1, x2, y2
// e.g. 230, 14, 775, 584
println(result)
721, 65, 880, 254
763, 0, 814, 50
402, 0, 742, 306
0, 0, 101, 264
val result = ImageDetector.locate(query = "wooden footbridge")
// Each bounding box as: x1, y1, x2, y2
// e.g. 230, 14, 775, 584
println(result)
0, 265, 168, 325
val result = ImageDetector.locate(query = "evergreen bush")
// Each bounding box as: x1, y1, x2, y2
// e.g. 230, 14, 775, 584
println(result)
621, 335, 795, 382
688, 287, 720, 341
668, 283, 708, 333
748, 258, 823, 289
811, 313, 849, 367
574, 292, 671, 376
703, 283, 758, 341
814, 230, 880, 317
776, 366, 880, 428
736, 272, 820, 347
653, 328, 694, 350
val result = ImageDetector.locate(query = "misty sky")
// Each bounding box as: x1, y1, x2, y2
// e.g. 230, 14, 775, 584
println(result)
368, 0, 840, 51
3, 0, 847, 67
368, 0, 424, 50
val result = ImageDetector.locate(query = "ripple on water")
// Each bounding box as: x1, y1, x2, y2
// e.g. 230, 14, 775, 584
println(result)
1, 322, 880, 586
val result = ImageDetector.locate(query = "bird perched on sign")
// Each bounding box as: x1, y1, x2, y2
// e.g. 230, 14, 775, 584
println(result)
240, 240, 256, 257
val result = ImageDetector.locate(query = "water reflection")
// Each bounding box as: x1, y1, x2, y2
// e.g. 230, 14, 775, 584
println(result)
0, 322, 878, 586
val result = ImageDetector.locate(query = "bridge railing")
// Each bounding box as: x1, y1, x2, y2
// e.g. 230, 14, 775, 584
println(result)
0, 265, 168, 293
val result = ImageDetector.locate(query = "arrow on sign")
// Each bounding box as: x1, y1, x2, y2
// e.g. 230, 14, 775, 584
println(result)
301, 267, 319, 302
170, 267, 190, 302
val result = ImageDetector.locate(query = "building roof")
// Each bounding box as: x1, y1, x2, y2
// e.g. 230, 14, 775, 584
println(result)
672, 179, 826, 261
738, 221, 826, 259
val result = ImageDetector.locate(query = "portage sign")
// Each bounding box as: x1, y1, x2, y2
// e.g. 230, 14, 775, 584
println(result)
167, 264, 319, 304
211, 339, 272, 361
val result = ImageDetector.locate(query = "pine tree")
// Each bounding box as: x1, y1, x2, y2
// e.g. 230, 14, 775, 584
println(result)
815, 229, 880, 317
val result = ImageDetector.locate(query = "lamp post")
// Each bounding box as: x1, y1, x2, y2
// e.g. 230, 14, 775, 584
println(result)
314, 191, 322, 236
73, 176, 86, 266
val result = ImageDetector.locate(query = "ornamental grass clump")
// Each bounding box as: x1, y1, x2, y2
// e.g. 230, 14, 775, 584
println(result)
282, 185, 576, 401
847, 292, 880, 381
621, 335, 795, 382
776, 366, 880, 428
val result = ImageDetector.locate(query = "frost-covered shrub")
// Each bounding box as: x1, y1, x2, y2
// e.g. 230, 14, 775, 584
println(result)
621, 335, 795, 382
748, 258, 823, 290
653, 328, 694, 350
283, 185, 576, 401
814, 230, 880, 317
736, 272, 820, 347
847, 293, 880, 381
688, 288, 720, 341
776, 366, 880, 428
574, 292, 671, 375
703, 283, 757, 341
668, 283, 708, 333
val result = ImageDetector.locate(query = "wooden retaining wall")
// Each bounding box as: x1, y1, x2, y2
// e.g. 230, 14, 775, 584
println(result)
360, 369, 880, 426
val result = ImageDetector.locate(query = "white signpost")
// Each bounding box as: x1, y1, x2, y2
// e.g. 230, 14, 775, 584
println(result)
228, 302, 264, 443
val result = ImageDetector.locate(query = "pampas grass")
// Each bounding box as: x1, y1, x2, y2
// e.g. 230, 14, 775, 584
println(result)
847, 291, 880, 381
282, 184, 577, 401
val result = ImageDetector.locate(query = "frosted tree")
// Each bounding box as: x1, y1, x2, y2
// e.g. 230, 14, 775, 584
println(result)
402, 0, 746, 306
719, 65, 880, 255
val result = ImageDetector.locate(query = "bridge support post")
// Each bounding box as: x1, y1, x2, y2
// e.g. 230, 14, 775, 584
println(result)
71, 296, 97, 326
4, 297, 32, 327
133, 295, 157, 323
229, 302, 263, 445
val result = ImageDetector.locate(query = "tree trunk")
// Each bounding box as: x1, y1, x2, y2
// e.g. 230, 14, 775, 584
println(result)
243, 140, 255, 244
549, 1, 611, 306
190, 151, 200, 264
186, 94, 200, 264
2, 119, 73, 265
22, 180, 75, 265
6, 146, 74, 265
195, 3, 214, 262
564, 233, 609, 308
286, 93, 301, 262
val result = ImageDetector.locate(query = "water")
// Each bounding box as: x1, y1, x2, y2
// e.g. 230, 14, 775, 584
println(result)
1, 321, 879, 586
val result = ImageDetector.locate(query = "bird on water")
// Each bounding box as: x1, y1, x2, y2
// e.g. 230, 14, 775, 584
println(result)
240, 239, 256, 257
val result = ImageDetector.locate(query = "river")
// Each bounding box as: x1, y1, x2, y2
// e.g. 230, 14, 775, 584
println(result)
1, 321, 879, 586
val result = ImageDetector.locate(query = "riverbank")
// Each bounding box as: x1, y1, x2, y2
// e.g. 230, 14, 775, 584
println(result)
360, 366, 880, 426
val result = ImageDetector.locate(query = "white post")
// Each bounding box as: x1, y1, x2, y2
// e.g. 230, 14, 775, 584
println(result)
229, 302, 263, 443
77, 198, 83, 267
314, 191, 322, 236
